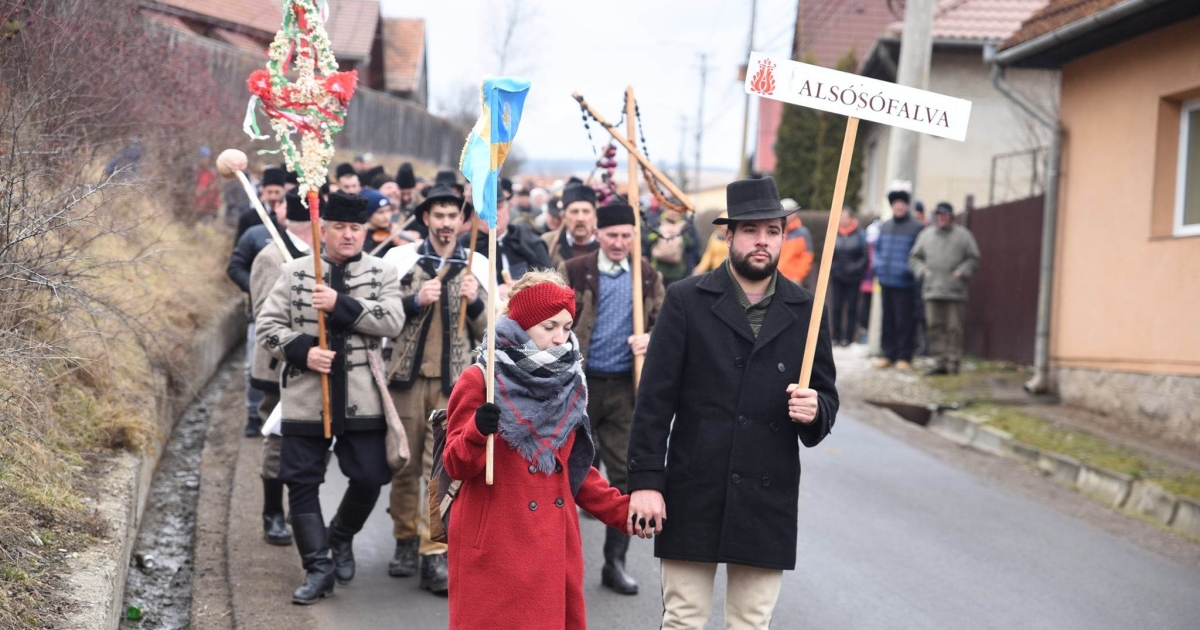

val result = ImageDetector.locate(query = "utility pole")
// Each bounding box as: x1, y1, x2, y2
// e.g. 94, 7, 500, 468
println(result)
737, 0, 758, 178
693, 53, 708, 195
677, 115, 689, 192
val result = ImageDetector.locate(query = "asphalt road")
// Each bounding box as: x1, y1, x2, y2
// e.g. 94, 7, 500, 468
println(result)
270, 403, 1200, 630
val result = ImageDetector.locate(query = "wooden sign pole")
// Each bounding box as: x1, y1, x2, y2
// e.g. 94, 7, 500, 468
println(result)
307, 190, 334, 438
798, 117, 859, 389
625, 87, 646, 389
484, 230, 497, 485
572, 93, 695, 212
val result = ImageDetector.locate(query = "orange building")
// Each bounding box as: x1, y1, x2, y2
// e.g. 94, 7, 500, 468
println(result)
997, 0, 1200, 445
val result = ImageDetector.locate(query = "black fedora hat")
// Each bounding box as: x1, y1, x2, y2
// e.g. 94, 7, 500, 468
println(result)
413, 183, 473, 227
713, 176, 795, 225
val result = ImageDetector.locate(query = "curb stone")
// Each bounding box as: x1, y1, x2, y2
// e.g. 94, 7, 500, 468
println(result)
1038, 451, 1083, 486
928, 412, 984, 446
1077, 465, 1133, 508
1172, 499, 1200, 539
62, 298, 245, 630
1008, 441, 1041, 466
1127, 481, 1178, 525
969, 425, 1013, 457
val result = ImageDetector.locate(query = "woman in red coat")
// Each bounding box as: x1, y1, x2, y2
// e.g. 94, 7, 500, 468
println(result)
443, 270, 632, 630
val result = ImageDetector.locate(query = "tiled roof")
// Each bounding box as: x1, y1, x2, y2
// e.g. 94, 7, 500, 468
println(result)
213, 27, 266, 56
885, 0, 1050, 42
381, 18, 424, 93
147, 0, 378, 59
999, 0, 1125, 49
797, 0, 897, 68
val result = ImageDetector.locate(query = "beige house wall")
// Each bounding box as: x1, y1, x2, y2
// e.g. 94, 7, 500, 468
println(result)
1051, 17, 1200, 379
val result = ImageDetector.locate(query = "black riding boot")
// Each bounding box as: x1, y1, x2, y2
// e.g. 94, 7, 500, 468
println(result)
419, 553, 449, 595
290, 513, 335, 604
244, 414, 262, 437
388, 537, 420, 577
327, 494, 377, 584
601, 528, 638, 595
262, 478, 292, 546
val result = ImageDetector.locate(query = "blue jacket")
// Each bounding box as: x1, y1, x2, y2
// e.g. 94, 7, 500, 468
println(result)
874, 215, 924, 289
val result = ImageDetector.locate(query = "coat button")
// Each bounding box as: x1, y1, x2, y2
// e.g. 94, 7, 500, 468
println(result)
771, 422, 779, 432
732, 474, 741, 484
528, 464, 537, 474
762, 477, 771, 487
738, 416, 748, 426
778, 363, 786, 372
555, 498, 564, 508
529, 501, 538, 511
555, 463, 563, 473
734, 356, 745, 368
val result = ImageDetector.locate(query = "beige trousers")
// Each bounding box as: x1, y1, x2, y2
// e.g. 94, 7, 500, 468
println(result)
387, 377, 448, 556
660, 559, 784, 630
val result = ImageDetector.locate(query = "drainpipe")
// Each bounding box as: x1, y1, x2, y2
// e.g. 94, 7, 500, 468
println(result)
985, 48, 1062, 394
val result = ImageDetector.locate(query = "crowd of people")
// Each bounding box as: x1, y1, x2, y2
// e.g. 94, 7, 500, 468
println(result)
222, 160, 839, 629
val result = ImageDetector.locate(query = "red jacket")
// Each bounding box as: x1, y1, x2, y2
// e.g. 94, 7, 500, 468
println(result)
444, 366, 630, 630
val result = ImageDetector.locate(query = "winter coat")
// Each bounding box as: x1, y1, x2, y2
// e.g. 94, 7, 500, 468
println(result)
627, 267, 839, 571
874, 215, 925, 289
248, 233, 310, 393
830, 226, 868, 284
557, 253, 664, 366
381, 242, 490, 394
542, 227, 600, 268
908, 223, 981, 302
228, 223, 288, 294
778, 216, 814, 284
443, 366, 629, 630
462, 224, 553, 284
256, 253, 404, 436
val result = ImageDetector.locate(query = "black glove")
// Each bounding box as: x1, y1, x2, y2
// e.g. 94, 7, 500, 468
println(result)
475, 402, 501, 436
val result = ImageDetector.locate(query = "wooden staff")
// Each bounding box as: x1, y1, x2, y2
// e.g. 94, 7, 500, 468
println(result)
485, 229, 498, 485
306, 190, 334, 438
216, 149, 293, 262
625, 87, 646, 389
572, 93, 696, 212
798, 118, 860, 388
457, 199, 480, 336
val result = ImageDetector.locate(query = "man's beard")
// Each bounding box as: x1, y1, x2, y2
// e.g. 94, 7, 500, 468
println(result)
729, 247, 777, 281
433, 228, 455, 245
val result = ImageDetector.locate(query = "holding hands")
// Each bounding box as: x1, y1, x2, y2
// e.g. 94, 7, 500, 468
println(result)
627, 489, 666, 539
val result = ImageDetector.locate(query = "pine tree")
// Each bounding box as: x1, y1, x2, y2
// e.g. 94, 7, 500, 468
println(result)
772, 52, 863, 211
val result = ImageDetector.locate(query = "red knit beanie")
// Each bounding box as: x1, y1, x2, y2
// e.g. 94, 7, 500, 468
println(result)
507, 282, 576, 330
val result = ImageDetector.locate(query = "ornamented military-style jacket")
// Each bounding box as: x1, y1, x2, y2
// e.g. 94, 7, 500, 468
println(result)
382, 241, 490, 395
248, 233, 309, 393
256, 253, 405, 436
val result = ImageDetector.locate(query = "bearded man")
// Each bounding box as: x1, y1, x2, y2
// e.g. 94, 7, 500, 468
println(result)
626, 176, 839, 630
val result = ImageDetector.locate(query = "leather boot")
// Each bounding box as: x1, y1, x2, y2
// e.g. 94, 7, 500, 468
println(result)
601, 528, 638, 595
388, 537, 419, 577
244, 414, 262, 437
290, 513, 335, 605
262, 478, 292, 546
327, 495, 377, 585
418, 553, 449, 595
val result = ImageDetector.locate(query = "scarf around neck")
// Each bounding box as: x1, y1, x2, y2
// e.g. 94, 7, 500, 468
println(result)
474, 316, 594, 494
838, 218, 860, 236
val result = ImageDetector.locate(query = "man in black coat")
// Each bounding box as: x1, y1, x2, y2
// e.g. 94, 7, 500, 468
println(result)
626, 176, 838, 630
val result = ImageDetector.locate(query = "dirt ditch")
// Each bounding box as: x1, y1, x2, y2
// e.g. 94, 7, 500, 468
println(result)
119, 357, 240, 628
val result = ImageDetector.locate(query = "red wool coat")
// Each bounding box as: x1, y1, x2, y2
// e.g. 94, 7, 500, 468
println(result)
444, 366, 631, 630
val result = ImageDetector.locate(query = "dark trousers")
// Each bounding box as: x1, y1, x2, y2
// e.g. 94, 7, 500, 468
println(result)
881, 286, 917, 362
279, 430, 391, 515
585, 373, 634, 492
830, 280, 860, 344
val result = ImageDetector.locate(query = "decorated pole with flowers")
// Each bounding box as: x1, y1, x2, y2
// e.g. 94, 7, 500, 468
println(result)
246, 0, 359, 439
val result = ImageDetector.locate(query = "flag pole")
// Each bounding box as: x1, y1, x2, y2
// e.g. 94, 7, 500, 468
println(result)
799, 117, 859, 388
458, 197, 480, 336
625, 87, 646, 389
485, 220, 497, 485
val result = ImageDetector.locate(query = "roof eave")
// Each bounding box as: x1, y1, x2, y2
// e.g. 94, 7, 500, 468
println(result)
995, 0, 1182, 68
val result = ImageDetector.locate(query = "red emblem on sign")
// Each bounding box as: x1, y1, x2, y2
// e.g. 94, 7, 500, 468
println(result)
749, 58, 776, 96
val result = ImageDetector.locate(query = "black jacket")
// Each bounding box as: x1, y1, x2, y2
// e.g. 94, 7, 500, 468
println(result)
627, 267, 838, 570
227, 223, 303, 294
831, 226, 868, 284
462, 223, 552, 284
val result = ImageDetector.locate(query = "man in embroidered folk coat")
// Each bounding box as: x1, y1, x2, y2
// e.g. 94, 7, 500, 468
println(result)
256, 191, 405, 605
380, 183, 489, 594
558, 201, 664, 595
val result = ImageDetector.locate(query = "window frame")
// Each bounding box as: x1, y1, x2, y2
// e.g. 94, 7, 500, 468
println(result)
1173, 98, 1200, 237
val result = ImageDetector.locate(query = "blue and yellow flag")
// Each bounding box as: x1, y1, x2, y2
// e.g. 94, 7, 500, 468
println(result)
459, 77, 531, 228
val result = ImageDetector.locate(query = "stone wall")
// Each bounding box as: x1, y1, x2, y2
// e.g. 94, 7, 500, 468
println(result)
1056, 367, 1200, 446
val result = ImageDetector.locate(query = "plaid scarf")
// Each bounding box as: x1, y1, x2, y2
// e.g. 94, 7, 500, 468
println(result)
475, 316, 594, 486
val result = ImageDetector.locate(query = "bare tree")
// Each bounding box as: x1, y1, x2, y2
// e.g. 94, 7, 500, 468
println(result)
490, 0, 537, 75
437, 83, 482, 129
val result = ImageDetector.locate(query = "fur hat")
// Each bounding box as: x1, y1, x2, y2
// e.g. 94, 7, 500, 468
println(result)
323, 191, 370, 223
335, 163, 357, 179
284, 191, 314, 222
561, 183, 597, 209
261, 167, 287, 188
396, 163, 416, 189
887, 190, 910, 205
596, 202, 635, 229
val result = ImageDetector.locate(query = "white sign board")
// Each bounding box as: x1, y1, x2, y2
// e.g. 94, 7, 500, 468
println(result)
744, 52, 972, 142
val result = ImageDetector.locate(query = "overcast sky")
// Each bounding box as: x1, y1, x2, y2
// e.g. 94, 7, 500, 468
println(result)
379, 0, 798, 172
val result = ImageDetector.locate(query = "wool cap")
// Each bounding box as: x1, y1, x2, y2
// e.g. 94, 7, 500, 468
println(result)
323, 191, 370, 223
935, 201, 954, 214
262, 167, 287, 188
887, 190, 910, 205
596, 202, 635, 229
561, 182, 597, 209
396, 162, 416, 189
507, 283, 577, 330
546, 197, 563, 218
361, 189, 391, 215
335, 162, 357, 179
284, 191, 316, 222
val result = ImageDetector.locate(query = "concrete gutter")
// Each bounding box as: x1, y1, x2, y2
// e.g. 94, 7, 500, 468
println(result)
993, 0, 1171, 67
61, 298, 246, 629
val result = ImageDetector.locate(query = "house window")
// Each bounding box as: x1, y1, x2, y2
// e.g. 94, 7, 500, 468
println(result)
1175, 99, 1200, 236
